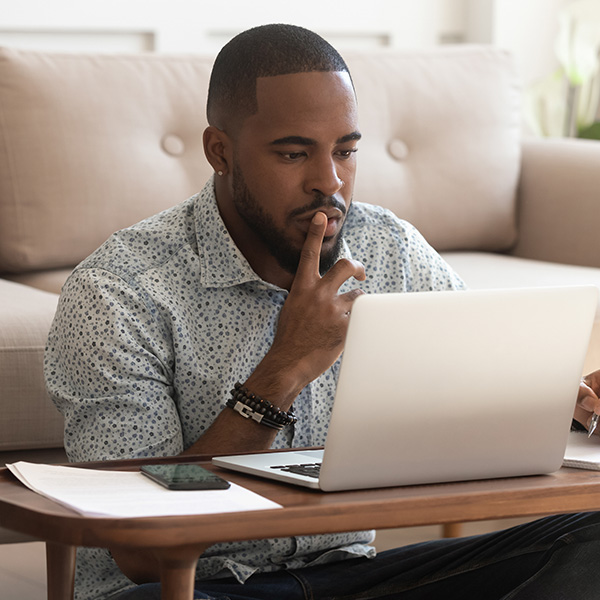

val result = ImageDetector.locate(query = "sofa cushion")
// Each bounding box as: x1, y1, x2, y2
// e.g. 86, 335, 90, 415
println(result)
443, 251, 600, 374
3, 268, 74, 295
443, 252, 600, 313
347, 46, 522, 252
0, 47, 214, 273
0, 279, 63, 450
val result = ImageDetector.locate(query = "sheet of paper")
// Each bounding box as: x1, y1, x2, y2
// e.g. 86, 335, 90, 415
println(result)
563, 431, 600, 471
7, 461, 281, 518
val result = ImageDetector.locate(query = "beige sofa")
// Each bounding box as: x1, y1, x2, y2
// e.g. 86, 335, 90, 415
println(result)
2, 44, 600, 471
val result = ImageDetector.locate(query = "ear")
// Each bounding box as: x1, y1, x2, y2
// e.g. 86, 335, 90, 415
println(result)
203, 126, 232, 176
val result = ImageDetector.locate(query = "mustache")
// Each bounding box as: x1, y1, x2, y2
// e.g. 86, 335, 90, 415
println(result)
288, 193, 347, 220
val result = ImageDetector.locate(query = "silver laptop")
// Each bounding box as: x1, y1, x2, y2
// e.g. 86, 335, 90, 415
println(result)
213, 286, 598, 491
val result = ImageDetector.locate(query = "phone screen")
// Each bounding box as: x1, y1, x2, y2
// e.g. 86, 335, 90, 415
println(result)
140, 463, 231, 490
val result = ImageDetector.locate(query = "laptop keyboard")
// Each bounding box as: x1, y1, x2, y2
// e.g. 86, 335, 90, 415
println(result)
270, 463, 321, 479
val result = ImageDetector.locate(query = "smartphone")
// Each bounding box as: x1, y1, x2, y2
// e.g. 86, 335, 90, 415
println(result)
140, 463, 231, 490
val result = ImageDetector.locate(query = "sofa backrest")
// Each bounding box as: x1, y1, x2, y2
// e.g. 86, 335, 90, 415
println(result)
0, 48, 214, 275
347, 47, 521, 252
0, 45, 521, 277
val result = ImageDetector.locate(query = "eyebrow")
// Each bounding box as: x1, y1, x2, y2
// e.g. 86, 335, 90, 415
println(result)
270, 131, 362, 146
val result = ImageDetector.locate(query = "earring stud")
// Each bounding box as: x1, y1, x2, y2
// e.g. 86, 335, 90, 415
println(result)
217, 170, 224, 176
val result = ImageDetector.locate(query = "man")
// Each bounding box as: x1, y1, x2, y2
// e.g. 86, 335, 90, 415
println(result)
45, 24, 600, 600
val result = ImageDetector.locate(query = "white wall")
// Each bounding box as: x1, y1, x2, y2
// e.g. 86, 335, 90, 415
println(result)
0, 0, 579, 89
0, 0, 468, 54
465, 0, 578, 86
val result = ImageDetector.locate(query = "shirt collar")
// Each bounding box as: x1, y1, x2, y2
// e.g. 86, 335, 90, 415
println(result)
195, 178, 262, 288
194, 177, 353, 289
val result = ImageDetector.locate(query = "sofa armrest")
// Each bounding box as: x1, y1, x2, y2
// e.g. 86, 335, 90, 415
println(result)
511, 137, 600, 268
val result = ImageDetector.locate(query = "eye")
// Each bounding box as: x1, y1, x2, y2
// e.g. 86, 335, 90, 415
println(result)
279, 151, 307, 161
337, 148, 358, 159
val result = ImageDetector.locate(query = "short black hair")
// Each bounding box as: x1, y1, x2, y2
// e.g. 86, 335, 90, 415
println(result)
206, 24, 352, 131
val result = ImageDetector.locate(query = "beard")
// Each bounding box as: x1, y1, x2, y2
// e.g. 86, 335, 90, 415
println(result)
231, 164, 346, 276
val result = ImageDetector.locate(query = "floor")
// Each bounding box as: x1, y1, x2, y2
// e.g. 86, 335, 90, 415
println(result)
0, 541, 47, 598
0, 518, 534, 599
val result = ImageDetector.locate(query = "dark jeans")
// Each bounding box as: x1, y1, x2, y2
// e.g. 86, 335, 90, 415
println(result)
110, 512, 600, 599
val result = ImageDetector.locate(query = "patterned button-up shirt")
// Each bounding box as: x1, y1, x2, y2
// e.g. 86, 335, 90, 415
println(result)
45, 178, 465, 599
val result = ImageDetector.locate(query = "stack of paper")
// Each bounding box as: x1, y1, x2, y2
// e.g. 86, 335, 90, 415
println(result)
7, 461, 281, 518
563, 431, 600, 471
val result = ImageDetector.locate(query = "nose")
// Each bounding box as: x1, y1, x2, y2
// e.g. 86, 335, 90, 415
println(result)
305, 154, 344, 197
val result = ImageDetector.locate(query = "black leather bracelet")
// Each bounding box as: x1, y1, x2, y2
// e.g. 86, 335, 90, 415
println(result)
226, 382, 297, 430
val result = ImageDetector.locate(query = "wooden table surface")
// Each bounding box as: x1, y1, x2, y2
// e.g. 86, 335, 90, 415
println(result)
2, 456, 600, 600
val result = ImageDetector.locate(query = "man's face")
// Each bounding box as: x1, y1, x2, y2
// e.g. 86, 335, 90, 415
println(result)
223, 71, 360, 277
231, 162, 345, 275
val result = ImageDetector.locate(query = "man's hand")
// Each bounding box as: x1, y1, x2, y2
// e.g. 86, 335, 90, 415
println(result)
247, 211, 366, 406
183, 212, 365, 456
575, 370, 600, 434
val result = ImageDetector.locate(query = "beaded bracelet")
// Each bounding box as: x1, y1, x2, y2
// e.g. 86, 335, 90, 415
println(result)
226, 382, 297, 430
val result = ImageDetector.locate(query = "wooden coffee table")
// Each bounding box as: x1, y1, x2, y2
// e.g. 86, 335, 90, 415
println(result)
1, 455, 600, 600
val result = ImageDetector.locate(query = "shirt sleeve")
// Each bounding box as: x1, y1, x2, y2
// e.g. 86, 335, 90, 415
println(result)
44, 267, 184, 462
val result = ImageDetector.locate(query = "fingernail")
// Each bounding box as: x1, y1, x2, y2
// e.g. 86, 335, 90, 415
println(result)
312, 212, 326, 225
582, 397, 597, 412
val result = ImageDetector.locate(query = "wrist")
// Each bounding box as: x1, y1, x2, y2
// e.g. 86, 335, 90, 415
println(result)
226, 383, 297, 430
244, 355, 310, 411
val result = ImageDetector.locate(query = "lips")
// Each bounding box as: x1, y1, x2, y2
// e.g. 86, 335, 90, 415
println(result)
323, 215, 341, 238
295, 207, 344, 239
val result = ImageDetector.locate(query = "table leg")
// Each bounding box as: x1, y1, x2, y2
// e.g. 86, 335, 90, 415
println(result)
46, 542, 76, 600
156, 546, 202, 600
442, 523, 463, 538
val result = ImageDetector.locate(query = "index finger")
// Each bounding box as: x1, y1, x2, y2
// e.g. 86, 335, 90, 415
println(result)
294, 212, 327, 284
579, 379, 600, 413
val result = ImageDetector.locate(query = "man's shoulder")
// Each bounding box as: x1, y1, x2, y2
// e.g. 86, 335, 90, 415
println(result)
74, 194, 199, 283
347, 200, 394, 221
345, 201, 416, 239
